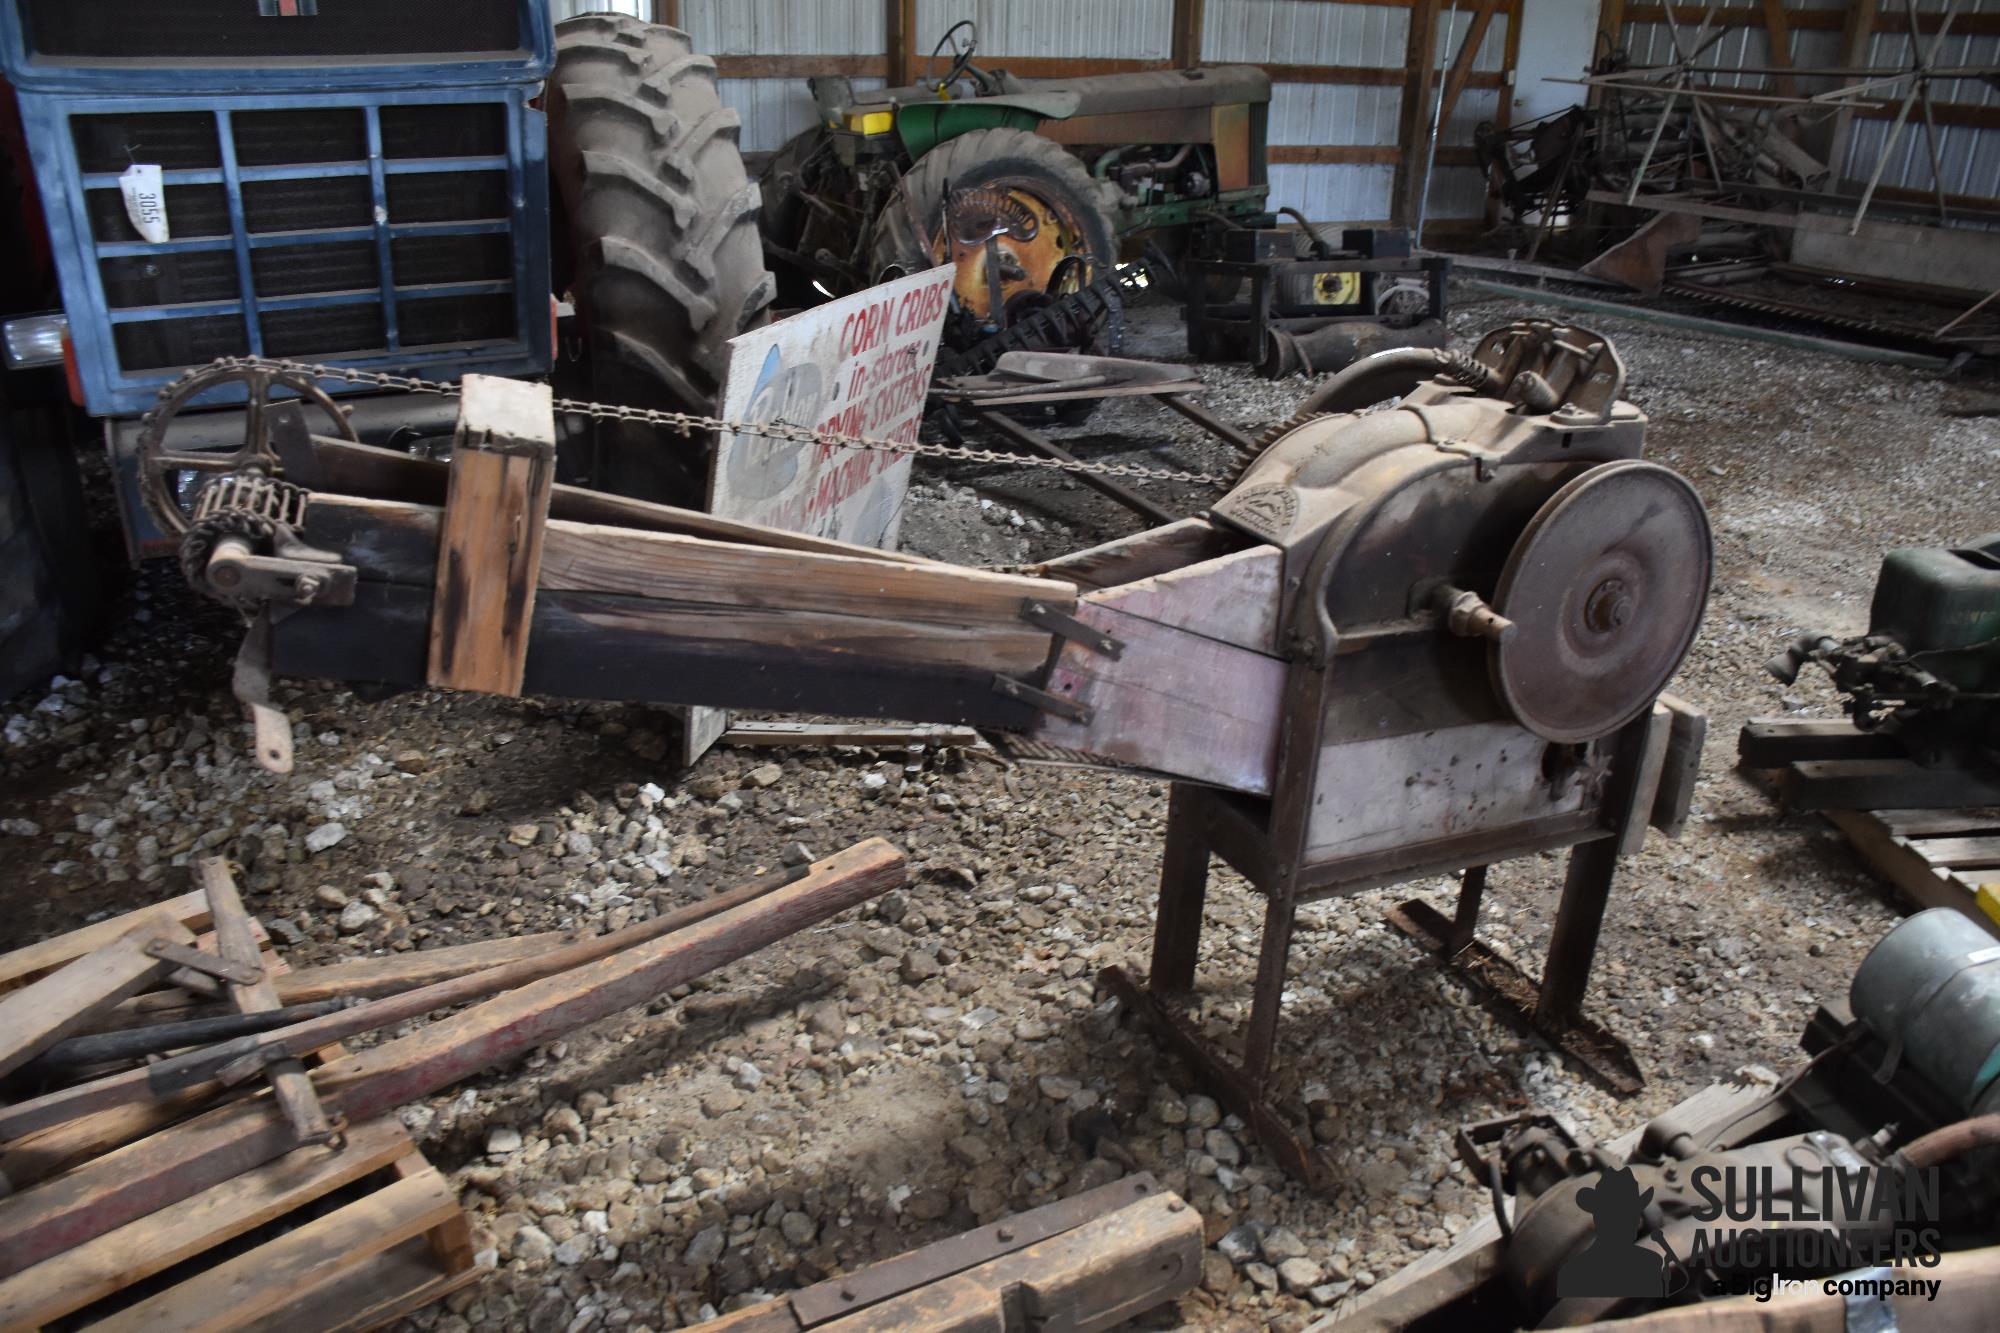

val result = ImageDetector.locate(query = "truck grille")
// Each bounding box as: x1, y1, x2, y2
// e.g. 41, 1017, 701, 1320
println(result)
19, 0, 524, 62
49, 95, 540, 399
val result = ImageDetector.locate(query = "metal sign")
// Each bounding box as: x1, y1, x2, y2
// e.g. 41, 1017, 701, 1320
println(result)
709, 263, 955, 550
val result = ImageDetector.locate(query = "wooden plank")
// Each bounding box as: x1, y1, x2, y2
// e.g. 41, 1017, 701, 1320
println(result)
1029, 517, 1243, 592
1876, 809, 2000, 839
0, 889, 209, 993
1910, 835, 2000, 869
89, 1165, 460, 1333
1821, 809, 1997, 937
1029, 601, 1283, 796
811, 1191, 1201, 1331
427, 375, 556, 695
0, 840, 907, 1277
198, 859, 331, 1144
0, 862, 821, 1142
302, 433, 939, 565
0, 1116, 412, 1330
885, 0, 915, 87
719, 721, 985, 749
237, 1234, 480, 1333
1737, 716, 1902, 768
1651, 692, 1707, 839
0, 1085, 229, 1193
536, 515, 1075, 628
273, 929, 575, 1004
273, 581, 1043, 732
1438, 0, 1503, 129
1787, 758, 2000, 811
1392, 0, 1445, 228
0, 913, 192, 1079
1082, 546, 1281, 656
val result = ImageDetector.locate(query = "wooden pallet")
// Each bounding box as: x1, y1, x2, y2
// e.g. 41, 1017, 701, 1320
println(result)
1820, 807, 2000, 938
0, 896, 479, 1333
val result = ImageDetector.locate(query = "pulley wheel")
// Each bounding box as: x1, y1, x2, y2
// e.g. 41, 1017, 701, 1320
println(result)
1491, 459, 1711, 743
136, 363, 358, 537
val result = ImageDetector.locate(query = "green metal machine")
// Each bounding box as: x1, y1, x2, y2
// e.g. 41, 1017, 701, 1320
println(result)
1770, 534, 2000, 768
756, 20, 1271, 352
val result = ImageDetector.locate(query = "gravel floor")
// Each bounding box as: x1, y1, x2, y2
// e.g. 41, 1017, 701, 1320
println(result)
2, 283, 1995, 1332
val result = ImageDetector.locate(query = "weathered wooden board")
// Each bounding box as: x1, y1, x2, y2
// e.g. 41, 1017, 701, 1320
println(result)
0, 889, 210, 993
1029, 600, 1284, 795
1306, 721, 1589, 864
427, 376, 556, 695
0, 913, 192, 1079
1083, 545, 1281, 655
87, 1164, 461, 1333
1029, 516, 1245, 591
299, 432, 938, 565
0, 1116, 412, 1329
1823, 807, 2000, 940
273, 582, 1043, 731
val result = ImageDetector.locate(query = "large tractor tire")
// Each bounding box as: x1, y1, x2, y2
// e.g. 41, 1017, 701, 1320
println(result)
547, 13, 775, 503
869, 128, 1118, 329
0, 402, 99, 702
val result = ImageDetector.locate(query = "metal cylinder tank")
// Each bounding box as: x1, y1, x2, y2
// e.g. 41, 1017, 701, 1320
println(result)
1851, 908, 2000, 1117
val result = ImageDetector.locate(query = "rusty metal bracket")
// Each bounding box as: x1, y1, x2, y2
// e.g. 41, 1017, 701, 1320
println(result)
1387, 897, 1642, 1094
789, 1173, 1166, 1325
992, 674, 1093, 724
145, 938, 265, 987
1019, 598, 1124, 659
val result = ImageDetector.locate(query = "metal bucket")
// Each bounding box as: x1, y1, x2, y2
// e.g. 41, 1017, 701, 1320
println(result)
1850, 908, 2000, 1116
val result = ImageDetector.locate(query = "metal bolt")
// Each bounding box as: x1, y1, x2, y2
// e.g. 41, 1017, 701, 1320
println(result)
840, 1288, 856, 1302
1584, 578, 1633, 633
996, 1227, 1014, 1242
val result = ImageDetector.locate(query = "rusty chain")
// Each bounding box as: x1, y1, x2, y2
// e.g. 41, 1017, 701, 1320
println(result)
173, 356, 1236, 487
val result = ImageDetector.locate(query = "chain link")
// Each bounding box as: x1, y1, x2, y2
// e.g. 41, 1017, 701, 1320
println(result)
198, 356, 1234, 487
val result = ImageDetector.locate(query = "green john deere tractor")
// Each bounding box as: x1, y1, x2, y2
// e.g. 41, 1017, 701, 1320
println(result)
756, 21, 1271, 363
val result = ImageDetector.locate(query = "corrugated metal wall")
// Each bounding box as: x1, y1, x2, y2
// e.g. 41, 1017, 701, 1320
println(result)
1620, 0, 2000, 205
550, 0, 1517, 223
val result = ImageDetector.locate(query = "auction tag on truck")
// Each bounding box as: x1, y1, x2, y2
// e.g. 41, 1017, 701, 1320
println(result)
119, 164, 170, 243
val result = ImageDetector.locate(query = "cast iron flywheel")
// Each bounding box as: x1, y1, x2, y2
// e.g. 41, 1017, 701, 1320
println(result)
1490, 459, 1712, 743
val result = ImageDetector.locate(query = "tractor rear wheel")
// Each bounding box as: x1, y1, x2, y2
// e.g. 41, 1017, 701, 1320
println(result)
869, 128, 1118, 331
547, 13, 775, 503
757, 127, 832, 309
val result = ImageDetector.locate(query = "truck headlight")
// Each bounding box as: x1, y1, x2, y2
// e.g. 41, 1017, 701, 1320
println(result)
3, 313, 69, 369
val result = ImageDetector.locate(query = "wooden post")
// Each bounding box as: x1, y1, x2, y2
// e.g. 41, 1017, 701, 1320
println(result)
1392, 0, 1446, 229
1817, 0, 1881, 184
654, 0, 681, 28
1760, 0, 1798, 100
426, 375, 555, 696
1438, 0, 1504, 135
1171, 0, 1205, 67
887, 0, 916, 87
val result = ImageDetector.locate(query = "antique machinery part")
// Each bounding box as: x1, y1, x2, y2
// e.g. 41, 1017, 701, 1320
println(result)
135, 362, 359, 537
924, 18, 982, 95
1295, 345, 1502, 416
178, 473, 355, 613
1470, 319, 1628, 424
1491, 460, 1712, 743
932, 172, 1100, 326
1851, 908, 2000, 1118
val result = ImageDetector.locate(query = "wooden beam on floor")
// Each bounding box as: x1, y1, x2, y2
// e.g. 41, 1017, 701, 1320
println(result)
0, 914, 193, 1080
0, 840, 906, 1278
